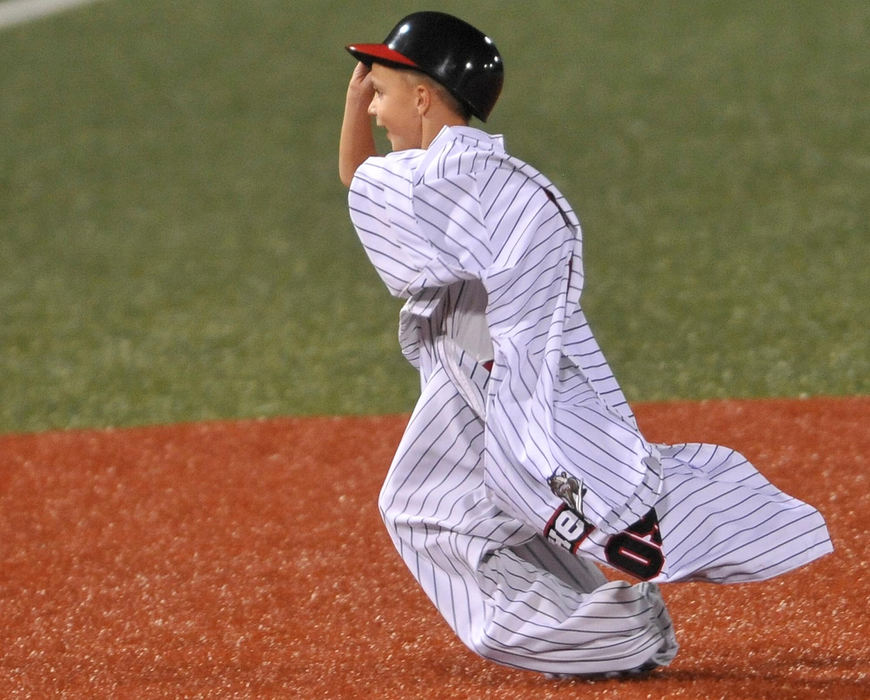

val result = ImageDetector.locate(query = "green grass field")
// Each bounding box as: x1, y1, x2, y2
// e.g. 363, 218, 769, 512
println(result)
1, 0, 867, 433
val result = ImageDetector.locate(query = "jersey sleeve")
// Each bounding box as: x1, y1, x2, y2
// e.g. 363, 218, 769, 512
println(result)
348, 153, 490, 299
348, 155, 430, 298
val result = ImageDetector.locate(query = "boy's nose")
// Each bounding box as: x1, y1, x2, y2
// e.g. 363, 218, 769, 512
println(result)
367, 99, 377, 116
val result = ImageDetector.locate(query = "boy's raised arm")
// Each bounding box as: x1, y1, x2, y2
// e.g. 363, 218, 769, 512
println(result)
339, 63, 377, 187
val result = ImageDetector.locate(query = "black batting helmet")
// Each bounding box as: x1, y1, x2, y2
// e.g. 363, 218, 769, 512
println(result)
346, 11, 503, 121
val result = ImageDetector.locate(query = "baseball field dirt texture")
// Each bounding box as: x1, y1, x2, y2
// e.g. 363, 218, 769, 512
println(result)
1, 397, 867, 698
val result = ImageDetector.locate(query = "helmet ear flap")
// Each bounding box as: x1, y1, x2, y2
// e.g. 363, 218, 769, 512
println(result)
346, 12, 503, 121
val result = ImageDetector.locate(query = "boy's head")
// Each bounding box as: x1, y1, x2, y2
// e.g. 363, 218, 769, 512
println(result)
365, 62, 467, 151
346, 11, 503, 123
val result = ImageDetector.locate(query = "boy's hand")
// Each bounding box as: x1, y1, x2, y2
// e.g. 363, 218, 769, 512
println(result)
347, 62, 373, 102
339, 62, 377, 187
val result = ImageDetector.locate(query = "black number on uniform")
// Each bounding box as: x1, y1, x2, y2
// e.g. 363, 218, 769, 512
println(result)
603, 509, 664, 580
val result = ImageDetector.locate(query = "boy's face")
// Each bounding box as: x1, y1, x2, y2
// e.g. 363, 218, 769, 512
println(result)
367, 63, 424, 152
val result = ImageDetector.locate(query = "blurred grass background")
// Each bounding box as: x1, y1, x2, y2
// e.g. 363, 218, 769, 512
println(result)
1, 0, 867, 433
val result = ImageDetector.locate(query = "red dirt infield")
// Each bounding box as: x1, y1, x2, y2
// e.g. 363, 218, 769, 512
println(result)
0, 396, 867, 698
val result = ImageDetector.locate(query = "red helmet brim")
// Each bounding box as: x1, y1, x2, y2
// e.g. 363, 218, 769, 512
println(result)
346, 43, 420, 69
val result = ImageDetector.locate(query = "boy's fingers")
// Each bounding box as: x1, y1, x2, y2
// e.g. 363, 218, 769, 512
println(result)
352, 61, 371, 79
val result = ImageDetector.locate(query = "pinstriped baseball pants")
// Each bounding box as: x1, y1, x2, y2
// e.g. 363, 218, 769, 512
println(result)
378, 363, 678, 675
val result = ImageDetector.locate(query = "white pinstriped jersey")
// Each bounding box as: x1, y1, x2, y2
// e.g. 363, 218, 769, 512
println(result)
348, 125, 832, 674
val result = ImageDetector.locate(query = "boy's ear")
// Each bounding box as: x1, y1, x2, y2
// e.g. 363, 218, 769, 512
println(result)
415, 83, 432, 115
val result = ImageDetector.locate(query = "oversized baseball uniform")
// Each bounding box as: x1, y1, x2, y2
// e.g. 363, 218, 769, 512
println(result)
348, 125, 833, 674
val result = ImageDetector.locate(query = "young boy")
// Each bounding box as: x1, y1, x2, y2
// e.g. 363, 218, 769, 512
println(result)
339, 11, 832, 677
